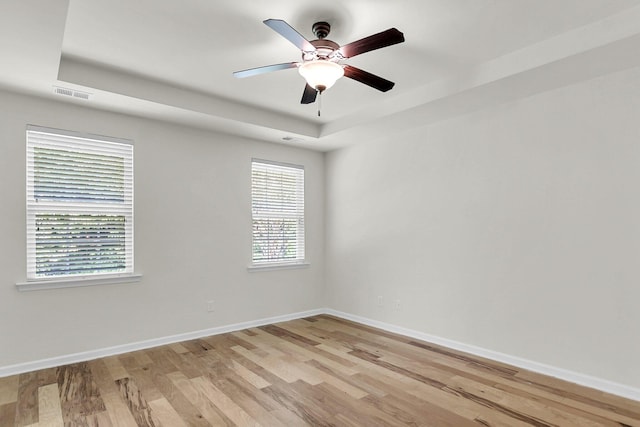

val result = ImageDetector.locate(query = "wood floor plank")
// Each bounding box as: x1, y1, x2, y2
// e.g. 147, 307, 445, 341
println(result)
203, 341, 284, 390
204, 332, 260, 352
450, 374, 606, 427
363, 387, 477, 427
132, 351, 154, 368
231, 331, 288, 359
316, 343, 534, 426
515, 369, 640, 419
207, 375, 287, 427
365, 343, 617, 426
125, 368, 163, 403
260, 324, 322, 347
0, 375, 19, 405
147, 397, 188, 427
115, 377, 157, 426
355, 352, 550, 426
35, 369, 57, 390
378, 340, 619, 424
230, 359, 271, 390
118, 356, 142, 374
160, 348, 203, 380
297, 361, 368, 399
87, 360, 138, 427
306, 359, 388, 398
242, 329, 311, 363
36, 383, 63, 427
166, 371, 233, 426
0, 402, 17, 427
354, 370, 470, 426
180, 339, 214, 355
290, 380, 392, 427
261, 381, 335, 426
88, 410, 115, 427
142, 362, 209, 427
143, 348, 179, 376
492, 381, 636, 426
258, 328, 362, 378
191, 375, 260, 426
269, 407, 309, 427
3, 314, 639, 426
168, 343, 190, 355
14, 372, 39, 427
98, 392, 138, 427
102, 357, 129, 382
57, 362, 106, 421
206, 362, 290, 415
231, 345, 302, 383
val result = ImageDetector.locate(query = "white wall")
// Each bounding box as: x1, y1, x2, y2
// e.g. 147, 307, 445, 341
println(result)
3, 63, 639, 393
0, 90, 324, 367
326, 66, 640, 389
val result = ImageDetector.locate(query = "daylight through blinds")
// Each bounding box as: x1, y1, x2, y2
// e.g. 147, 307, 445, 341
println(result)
251, 159, 305, 264
26, 126, 133, 279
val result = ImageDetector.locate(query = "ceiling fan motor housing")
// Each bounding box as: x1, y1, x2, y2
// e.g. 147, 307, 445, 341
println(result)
302, 22, 341, 61
312, 21, 331, 39
303, 39, 340, 61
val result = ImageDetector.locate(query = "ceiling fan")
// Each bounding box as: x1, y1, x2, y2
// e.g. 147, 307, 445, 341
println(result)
233, 19, 405, 106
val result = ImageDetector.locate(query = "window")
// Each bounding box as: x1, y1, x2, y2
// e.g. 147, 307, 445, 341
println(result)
26, 126, 134, 282
251, 159, 305, 267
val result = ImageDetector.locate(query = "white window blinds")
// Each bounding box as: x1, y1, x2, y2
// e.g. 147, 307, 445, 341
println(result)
26, 126, 134, 280
251, 159, 305, 265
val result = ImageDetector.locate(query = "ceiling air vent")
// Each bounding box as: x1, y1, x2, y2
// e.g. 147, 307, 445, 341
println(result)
53, 86, 92, 100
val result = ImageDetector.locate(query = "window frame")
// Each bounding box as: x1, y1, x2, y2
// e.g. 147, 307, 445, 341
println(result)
17, 125, 139, 291
249, 158, 308, 271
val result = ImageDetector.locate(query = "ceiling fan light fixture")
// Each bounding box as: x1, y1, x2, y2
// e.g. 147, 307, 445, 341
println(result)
298, 60, 344, 92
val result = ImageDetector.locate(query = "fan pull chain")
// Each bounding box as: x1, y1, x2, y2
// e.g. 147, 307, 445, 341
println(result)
318, 91, 322, 117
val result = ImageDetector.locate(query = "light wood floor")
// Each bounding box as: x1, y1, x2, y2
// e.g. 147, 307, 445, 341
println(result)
1, 315, 639, 426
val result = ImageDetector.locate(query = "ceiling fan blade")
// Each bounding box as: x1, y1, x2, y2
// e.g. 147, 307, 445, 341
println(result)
338, 28, 405, 58
301, 84, 318, 104
233, 62, 298, 78
263, 19, 316, 52
343, 65, 395, 92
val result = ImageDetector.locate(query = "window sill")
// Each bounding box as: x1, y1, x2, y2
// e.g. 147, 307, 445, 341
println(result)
247, 262, 310, 272
15, 273, 142, 292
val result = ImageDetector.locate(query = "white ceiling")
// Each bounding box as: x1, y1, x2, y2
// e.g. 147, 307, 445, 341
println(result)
2, 0, 640, 151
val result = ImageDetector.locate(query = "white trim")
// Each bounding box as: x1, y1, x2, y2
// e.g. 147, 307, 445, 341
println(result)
251, 157, 304, 170
15, 273, 142, 291
0, 307, 638, 402
0, 308, 323, 378
247, 262, 310, 272
324, 309, 640, 402
27, 124, 133, 146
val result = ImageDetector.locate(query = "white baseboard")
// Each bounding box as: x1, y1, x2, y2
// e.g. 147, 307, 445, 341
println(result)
324, 309, 640, 402
1, 307, 638, 402
0, 308, 324, 378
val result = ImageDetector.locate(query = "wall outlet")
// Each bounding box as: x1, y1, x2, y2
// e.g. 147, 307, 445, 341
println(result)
206, 300, 215, 312
394, 299, 401, 310
377, 296, 383, 307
